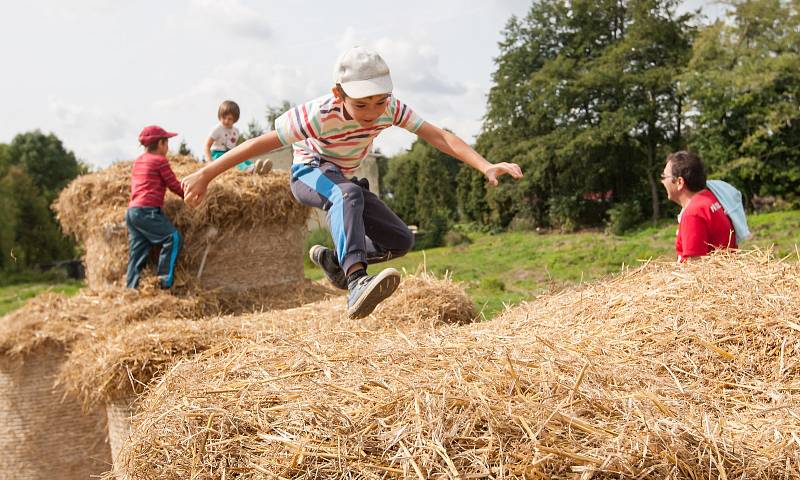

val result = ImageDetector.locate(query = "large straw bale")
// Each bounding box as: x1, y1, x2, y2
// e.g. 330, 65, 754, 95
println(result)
0, 279, 338, 356
52, 156, 310, 290
118, 250, 800, 479
0, 345, 111, 479
61, 272, 472, 408
61, 272, 470, 472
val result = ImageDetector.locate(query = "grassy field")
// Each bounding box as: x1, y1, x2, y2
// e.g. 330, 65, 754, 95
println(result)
1, 210, 797, 319
0, 272, 83, 317
306, 210, 800, 318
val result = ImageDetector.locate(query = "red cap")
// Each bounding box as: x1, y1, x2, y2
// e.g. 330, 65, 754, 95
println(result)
138, 125, 178, 146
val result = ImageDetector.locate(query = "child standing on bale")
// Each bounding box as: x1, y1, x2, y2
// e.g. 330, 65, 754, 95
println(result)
205, 99, 272, 174
126, 126, 184, 289
181, 46, 523, 318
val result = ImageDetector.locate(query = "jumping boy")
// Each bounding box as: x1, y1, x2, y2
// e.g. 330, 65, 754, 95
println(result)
181, 46, 523, 318
126, 125, 184, 289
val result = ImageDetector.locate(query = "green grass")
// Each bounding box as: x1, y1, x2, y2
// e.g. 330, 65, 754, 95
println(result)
306, 210, 800, 319
0, 276, 83, 317
2, 210, 797, 319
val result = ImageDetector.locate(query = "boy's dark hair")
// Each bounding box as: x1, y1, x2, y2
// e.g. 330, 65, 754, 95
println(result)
667, 151, 706, 192
218, 100, 241, 122
146, 138, 165, 153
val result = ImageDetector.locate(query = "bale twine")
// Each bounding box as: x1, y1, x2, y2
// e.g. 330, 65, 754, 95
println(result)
0, 346, 111, 479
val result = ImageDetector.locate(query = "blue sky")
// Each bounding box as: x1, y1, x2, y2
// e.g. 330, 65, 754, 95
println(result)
1, 0, 727, 168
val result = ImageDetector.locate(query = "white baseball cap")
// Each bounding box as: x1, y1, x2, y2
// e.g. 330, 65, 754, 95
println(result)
333, 46, 393, 98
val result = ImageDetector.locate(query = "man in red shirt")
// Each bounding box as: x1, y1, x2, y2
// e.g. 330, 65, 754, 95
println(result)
126, 126, 184, 288
661, 151, 736, 262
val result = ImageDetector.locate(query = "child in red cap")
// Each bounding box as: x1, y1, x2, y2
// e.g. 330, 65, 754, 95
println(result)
126, 125, 184, 289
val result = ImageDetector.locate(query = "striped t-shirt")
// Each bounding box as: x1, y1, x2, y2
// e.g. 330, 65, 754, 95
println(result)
274, 94, 425, 173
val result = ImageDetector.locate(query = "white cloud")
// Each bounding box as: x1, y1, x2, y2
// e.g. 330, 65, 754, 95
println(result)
337, 28, 468, 96
187, 0, 272, 40
48, 98, 137, 167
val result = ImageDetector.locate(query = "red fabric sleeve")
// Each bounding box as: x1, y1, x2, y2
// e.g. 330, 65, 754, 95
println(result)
679, 212, 710, 258
159, 160, 185, 198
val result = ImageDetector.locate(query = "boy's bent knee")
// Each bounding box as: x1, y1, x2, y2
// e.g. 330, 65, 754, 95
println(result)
337, 182, 364, 206
395, 227, 415, 255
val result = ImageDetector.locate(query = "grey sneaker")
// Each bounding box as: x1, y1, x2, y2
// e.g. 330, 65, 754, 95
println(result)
347, 268, 401, 319
309, 245, 347, 290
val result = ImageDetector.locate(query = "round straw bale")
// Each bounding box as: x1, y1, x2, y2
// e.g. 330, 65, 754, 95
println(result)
0, 345, 111, 479
52, 156, 311, 290
118, 250, 800, 479
0, 279, 338, 358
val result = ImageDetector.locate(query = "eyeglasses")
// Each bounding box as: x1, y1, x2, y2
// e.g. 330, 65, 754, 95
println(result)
660, 174, 675, 180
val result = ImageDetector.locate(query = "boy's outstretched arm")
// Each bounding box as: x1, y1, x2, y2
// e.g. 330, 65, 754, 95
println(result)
415, 122, 522, 186
182, 131, 282, 207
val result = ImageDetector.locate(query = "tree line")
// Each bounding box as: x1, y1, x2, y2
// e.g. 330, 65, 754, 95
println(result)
383, 0, 799, 237
0, 131, 85, 272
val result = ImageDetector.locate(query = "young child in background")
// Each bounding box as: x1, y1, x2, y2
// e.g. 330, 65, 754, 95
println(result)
205, 99, 272, 174
126, 125, 184, 289
181, 46, 523, 318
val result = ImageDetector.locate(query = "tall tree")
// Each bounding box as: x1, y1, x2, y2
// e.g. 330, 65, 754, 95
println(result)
4, 130, 85, 202
685, 0, 800, 206
0, 166, 74, 269
475, 0, 694, 228
383, 138, 460, 229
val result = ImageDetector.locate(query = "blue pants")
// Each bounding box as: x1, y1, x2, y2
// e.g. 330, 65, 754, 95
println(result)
125, 207, 181, 288
290, 161, 414, 274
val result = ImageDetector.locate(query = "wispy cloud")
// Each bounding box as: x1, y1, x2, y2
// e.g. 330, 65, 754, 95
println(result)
189, 0, 272, 40
48, 97, 137, 166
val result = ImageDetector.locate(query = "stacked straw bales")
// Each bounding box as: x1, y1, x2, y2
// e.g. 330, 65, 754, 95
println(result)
56, 273, 475, 464
53, 156, 310, 291
0, 279, 339, 479
0, 156, 323, 479
117, 251, 800, 479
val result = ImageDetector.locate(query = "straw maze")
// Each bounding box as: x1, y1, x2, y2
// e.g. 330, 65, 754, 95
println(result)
0, 160, 798, 479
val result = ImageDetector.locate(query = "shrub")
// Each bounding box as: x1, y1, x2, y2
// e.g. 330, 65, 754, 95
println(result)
605, 201, 643, 236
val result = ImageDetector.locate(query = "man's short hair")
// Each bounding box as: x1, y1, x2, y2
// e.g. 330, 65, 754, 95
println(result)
667, 151, 706, 192
218, 100, 240, 122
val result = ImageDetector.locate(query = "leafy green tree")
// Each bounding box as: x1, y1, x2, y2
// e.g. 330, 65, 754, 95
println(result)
178, 139, 193, 156
685, 0, 800, 206
0, 166, 74, 269
0, 131, 83, 270
474, 0, 694, 228
4, 130, 85, 202
0, 172, 19, 270
383, 137, 460, 230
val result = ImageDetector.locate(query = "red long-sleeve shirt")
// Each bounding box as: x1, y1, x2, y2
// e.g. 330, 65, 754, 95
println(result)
128, 152, 184, 208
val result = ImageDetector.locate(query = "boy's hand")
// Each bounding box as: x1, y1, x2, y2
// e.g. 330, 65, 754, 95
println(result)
181, 170, 209, 208
484, 162, 523, 186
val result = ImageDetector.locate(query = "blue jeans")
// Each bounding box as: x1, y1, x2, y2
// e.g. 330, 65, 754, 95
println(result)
289, 161, 414, 274
125, 207, 181, 288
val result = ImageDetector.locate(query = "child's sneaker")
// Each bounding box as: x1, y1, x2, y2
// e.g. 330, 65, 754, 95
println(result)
254, 158, 273, 175
346, 268, 401, 319
309, 245, 347, 290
